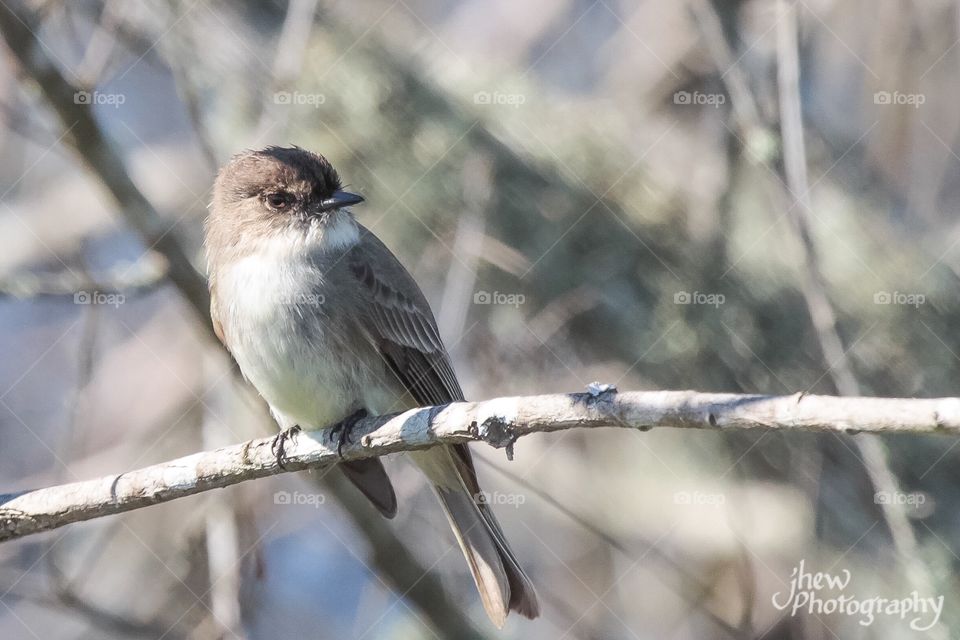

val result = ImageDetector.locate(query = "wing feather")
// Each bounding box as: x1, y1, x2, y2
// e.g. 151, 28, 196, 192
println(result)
346, 225, 539, 620
347, 230, 463, 404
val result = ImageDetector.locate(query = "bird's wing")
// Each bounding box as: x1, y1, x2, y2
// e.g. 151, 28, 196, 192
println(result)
347, 226, 464, 406
209, 280, 228, 346
347, 225, 539, 622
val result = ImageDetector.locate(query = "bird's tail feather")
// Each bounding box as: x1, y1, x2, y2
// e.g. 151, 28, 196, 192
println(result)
410, 447, 539, 627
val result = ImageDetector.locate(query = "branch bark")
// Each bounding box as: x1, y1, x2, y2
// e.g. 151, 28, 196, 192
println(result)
3, 388, 960, 543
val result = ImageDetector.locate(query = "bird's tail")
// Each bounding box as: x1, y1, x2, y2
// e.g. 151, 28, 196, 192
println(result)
410, 446, 539, 627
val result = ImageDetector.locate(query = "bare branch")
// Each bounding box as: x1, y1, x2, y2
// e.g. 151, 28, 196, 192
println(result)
2, 388, 960, 543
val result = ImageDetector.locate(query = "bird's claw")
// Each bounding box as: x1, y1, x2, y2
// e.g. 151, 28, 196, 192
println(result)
329, 409, 368, 458
271, 425, 302, 470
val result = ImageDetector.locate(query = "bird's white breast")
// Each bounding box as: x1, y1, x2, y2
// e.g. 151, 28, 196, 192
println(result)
217, 224, 362, 429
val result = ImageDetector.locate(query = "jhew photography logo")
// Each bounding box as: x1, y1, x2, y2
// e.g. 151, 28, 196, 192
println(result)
74, 290, 124, 308
473, 491, 525, 508
473, 91, 526, 108
771, 560, 944, 630
274, 490, 325, 508
273, 91, 326, 108
873, 291, 924, 308
674, 291, 725, 307
74, 90, 125, 108
474, 290, 525, 307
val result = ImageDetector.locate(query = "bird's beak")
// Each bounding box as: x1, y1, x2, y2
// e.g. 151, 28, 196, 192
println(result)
317, 190, 364, 213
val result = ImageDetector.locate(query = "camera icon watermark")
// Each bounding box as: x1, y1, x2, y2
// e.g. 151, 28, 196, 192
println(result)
874, 91, 925, 108
873, 291, 924, 308
74, 290, 125, 308
674, 291, 725, 307
274, 490, 325, 508
273, 91, 326, 108
74, 90, 126, 108
673, 490, 726, 507
276, 292, 325, 306
874, 491, 927, 506
673, 91, 726, 107
473, 90, 526, 108
473, 491, 526, 508
473, 290, 525, 307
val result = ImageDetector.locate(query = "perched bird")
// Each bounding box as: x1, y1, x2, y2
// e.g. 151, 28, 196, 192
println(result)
204, 146, 538, 626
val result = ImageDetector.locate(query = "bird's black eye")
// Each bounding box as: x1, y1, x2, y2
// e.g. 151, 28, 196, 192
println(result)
264, 191, 293, 210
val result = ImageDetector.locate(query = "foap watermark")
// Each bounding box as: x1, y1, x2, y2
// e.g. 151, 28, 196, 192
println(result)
276, 292, 325, 306
874, 91, 925, 108
474, 491, 526, 508
473, 91, 526, 108
875, 491, 927, 507
74, 290, 124, 308
673, 490, 725, 507
673, 90, 725, 107
674, 291, 725, 307
273, 91, 326, 108
474, 290, 525, 307
274, 490, 326, 508
74, 90, 126, 108
772, 560, 944, 631
873, 291, 924, 308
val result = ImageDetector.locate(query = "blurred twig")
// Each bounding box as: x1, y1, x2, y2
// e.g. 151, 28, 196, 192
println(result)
437, 151, 491, 338
320, 471, 487, 640
0, 259, 168, 299
0, 0, 212, 332
774, 4, 948, 639
36, 260, 165, 639
0, 97, 72, 153
695, 6, 945, 628
42, 560, 177, 639
73, 0, 121, 87
168, 57, 220, 174
200, 355, 243, 639
253, 0, 320, 140
475, 455, 746, 638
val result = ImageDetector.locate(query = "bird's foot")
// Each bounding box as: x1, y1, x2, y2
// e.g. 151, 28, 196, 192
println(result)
271, 425, 302, 470
329, 409, 368, 458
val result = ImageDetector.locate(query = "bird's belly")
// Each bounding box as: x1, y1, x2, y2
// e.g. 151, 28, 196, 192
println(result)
219, 254, 365, 429
236, 331, 355, 429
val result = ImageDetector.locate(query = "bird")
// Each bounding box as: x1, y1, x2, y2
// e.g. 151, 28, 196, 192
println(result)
204, 145, 538, 626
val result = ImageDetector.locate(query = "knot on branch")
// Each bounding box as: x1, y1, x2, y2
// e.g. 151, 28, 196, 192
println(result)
0, 507, 34, 541
576, 382, 618, 405
477, 415, 517, 460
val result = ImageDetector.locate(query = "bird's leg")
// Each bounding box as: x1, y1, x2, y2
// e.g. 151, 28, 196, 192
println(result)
271, 425, 302, 470
328, 408, 368, 458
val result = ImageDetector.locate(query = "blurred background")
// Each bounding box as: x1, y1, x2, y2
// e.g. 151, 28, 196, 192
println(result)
0, 0, 959, 638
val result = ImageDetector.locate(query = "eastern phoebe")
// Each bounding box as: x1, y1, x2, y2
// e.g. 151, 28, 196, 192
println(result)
205, 146, 538, 626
